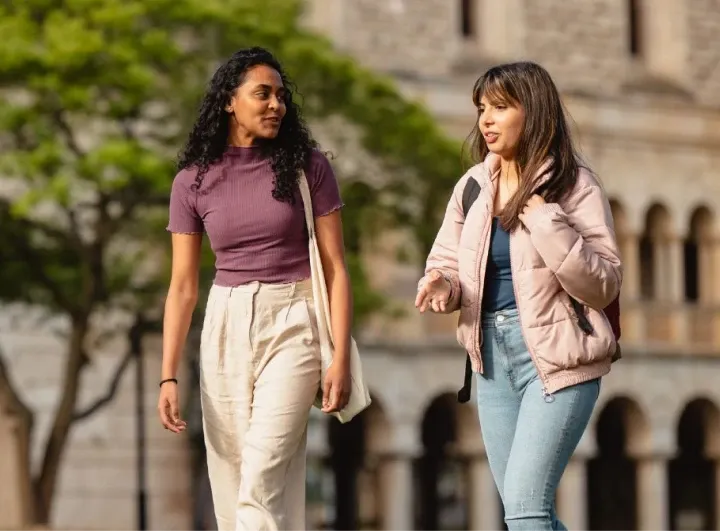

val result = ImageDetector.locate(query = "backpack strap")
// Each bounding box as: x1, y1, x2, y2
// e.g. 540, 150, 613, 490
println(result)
457, 176, 481, 404
462, 175, 481, 218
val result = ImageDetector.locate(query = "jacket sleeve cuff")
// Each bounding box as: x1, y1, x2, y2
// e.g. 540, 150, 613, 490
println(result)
441, 271, 462, 310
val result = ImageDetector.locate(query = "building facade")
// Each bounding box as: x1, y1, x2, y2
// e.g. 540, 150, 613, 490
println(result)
299, 1, 720, 530
1, 0, 720, 530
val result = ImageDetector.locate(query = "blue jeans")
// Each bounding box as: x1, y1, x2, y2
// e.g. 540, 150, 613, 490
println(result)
475, 308, 600, 531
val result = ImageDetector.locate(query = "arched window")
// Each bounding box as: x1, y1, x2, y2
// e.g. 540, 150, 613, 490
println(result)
628, 0, 642, 57
460, 0, 474, 38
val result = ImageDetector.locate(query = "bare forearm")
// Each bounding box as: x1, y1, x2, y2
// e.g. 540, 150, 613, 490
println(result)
325, 265, 353, 366
161, 289, 198, 380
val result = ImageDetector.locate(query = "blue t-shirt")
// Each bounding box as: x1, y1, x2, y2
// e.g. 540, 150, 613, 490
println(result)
481, 217, 517, 312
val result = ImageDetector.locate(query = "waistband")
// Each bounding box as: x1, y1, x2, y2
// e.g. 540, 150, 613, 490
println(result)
481, 307, 520, 328
209, 277, 313, 301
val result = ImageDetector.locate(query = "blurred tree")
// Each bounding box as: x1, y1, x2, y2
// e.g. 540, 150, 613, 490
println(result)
0, 0, 465, 524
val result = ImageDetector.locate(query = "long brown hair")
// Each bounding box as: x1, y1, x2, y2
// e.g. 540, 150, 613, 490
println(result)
465, 61, 581, 232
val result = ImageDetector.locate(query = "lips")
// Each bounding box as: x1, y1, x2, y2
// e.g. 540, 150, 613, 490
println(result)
483, 132, 499, 144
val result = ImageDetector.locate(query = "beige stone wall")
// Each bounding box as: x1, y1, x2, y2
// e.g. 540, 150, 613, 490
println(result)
687, 0, 720, 106
305, 0, 459, 77
305, 0, 720, 106
521, 0, 628, 95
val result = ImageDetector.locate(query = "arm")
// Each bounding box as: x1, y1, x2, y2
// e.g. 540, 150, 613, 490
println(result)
315, 209, 353, 413
523, 184, 622, 309
419, 175, 469, 312
161, 233, 202, 381
315, 210, 353, 367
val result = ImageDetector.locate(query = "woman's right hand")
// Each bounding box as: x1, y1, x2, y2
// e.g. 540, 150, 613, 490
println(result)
158, 381, 187, 434
415, 270, 452, 313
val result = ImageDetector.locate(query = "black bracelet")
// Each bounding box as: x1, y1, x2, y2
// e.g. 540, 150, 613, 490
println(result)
159, 378, 178, 388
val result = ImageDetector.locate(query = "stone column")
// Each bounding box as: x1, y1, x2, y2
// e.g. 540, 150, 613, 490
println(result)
665, 236, 688, 342
372, 420, 420, 531
712, 238, 720, 304
666, 236, 684, 301
697, 237, 713, 305
621, 233, 641, 300
378, 454, 415, 530
637, 455, 669, 530
467, 455, 501, 530
619, 233, 644, 342
557, 456, 588, 531
710, 239, 720, 346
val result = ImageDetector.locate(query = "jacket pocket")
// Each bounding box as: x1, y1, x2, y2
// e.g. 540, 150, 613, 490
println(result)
568, 297, 594, 335
538, 293, 615, 370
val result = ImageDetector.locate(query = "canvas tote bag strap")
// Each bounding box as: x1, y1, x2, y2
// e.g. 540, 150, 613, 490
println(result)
298, 171, 335, 349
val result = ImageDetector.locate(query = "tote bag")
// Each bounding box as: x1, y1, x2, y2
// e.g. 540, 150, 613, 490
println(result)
299, 171, 372, 423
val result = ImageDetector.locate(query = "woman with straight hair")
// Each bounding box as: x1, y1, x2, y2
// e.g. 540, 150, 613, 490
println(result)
415, 61, 622, 531
158, 47, 353, 531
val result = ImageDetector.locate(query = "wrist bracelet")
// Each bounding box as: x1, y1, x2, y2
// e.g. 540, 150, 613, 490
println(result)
159, 378, 178, 388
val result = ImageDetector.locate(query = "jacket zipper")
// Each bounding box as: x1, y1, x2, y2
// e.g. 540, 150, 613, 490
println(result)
509, 231, 555, 403
473, 206, 495, 372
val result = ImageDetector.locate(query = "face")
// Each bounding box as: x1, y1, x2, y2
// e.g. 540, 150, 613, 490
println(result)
478, 94, 525, 159
225, 64, 287, 142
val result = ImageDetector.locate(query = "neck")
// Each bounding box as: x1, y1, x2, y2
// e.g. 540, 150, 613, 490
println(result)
228, 122, 256, 147
499, 157, 519, 184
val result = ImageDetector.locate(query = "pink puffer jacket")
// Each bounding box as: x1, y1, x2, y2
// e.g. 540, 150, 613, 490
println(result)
420, 153, 623, 396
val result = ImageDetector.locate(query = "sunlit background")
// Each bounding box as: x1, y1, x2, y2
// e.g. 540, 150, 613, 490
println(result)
1, 0, 719, 530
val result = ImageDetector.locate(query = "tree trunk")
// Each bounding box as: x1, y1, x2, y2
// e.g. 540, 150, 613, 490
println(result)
32, 317, 89, 524
0, 351, 35, 526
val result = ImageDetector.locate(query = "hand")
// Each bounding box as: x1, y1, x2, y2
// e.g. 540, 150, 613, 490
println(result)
158, 381, 187, 434
519, 194, 546, 226
321, 360, 351, 413
415, 270, 452, 313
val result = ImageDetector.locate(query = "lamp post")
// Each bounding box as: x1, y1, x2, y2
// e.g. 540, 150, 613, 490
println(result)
130, 315, 147, 531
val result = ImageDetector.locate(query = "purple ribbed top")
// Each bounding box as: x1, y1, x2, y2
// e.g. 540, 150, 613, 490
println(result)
167, 146, 343, 286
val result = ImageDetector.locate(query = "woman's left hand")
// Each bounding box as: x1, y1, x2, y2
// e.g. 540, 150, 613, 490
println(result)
321, 359, 351, 413
519, 194, 546, 226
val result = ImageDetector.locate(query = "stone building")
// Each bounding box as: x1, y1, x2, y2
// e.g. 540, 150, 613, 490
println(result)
298, 0, 720, 530
1, 0, 720, 530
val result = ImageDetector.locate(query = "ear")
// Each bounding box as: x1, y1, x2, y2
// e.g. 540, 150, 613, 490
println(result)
224, 95, 234, 114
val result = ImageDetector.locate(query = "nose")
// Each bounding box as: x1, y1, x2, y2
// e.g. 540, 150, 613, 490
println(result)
480, 109, 494, 127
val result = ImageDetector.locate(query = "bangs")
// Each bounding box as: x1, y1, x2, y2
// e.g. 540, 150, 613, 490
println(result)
472, 68, 520, 108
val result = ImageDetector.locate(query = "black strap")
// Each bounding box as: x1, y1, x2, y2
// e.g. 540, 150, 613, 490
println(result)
461, 176, 481, 217
457, 176, 481, 403
457, 355, 473, 403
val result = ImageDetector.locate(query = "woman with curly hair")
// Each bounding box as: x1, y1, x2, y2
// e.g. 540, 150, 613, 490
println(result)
158, 47, 352, 531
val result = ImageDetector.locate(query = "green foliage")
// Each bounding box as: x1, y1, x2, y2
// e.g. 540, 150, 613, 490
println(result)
0, 0, 466, 324
0, 1, 474, 521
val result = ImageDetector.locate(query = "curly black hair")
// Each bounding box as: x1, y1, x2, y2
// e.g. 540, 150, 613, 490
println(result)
177, 47, 317, 203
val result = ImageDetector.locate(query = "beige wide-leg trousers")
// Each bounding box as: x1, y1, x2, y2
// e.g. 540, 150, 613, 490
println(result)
199, 279, 321, 531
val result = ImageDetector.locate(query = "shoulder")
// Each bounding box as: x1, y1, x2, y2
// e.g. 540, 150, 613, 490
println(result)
171, 167, 200, 190
562, 166, 614, 222
575, 165, 603, 189
452, 158, 494, 199
566, 166, 608, 202
305, 149, 335, 178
